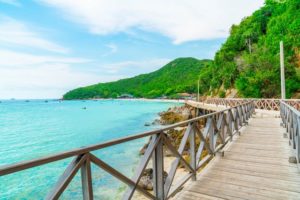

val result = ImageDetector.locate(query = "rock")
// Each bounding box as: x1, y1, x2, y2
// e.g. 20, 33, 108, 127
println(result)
139, 176, 153, 190
138, 168, 168, 191
139, 143, 148, 155
144, 122, 151, 126
164, 147, 173, 157
156, 105, 192, 125
152, 119, 161, 125
289, 156, 297, 164
139, 137, 152, 155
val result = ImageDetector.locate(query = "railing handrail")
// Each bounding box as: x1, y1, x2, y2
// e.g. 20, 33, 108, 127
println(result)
204, 98, 299, 100
280, 100, 300, 168
0, 101, 252, 176
0, 100, 255, 200
200, 97, 300, 111
281, 100, 300, 115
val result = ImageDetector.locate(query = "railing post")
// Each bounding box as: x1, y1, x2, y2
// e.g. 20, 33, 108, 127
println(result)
189, 123, 196, 181
152, 133, 164, 200
297, 116, 300, 163
209, 117, 215, 154
81, 154, 93, 200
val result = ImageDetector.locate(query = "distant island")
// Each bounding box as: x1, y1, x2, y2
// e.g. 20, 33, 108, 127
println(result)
63, 0, 299, 100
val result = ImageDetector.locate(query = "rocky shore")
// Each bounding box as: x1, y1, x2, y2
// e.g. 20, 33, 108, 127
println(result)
138, 104, 197, 192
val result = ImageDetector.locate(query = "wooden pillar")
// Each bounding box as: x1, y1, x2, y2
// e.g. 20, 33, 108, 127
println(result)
152, 133, 164, 200
81, 154, 93, 200
189, 124, 196, 181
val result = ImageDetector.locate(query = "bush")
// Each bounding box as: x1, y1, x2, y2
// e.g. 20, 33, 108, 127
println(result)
219, 90, 226, 98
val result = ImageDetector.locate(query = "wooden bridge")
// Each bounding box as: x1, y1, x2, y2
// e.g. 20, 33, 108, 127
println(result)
177, 101, 300, 200
0, 98, 300, 200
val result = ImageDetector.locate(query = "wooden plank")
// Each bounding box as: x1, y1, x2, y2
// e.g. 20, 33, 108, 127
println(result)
226, 147, 291, 159
232, 139, 288, 145
231, 142, 291, 150
214, 159, 299, 175
237, 136, 287, 142
221, 152, 296, 167
229, 142, 292, 152
202, 169, 300, 193
185, 185, 245, 200
211, 166, 300, 183
175, 191, 226, 200
226, 148, 290, 159
189, 177, 300, 200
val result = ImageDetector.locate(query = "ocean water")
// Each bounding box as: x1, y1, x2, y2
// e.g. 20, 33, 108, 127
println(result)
0, 99, 181, 200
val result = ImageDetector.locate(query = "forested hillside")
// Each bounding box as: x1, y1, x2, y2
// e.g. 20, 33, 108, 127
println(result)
63, 58, 211, 99
199, 0, 300, 98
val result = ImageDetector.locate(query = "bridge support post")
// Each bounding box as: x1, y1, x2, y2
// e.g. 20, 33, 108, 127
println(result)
81, 154, 93, 200
152, 133, 164, 200
190, 124, 196, 181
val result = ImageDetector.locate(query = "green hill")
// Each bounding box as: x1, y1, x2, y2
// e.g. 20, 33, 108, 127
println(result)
199, 0, 300, 98
63, 58, 212, 99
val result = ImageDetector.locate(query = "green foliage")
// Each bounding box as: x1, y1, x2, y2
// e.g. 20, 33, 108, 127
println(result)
219, 90, 226, 98
200, 0, 300, 98
63, 58, 211, 99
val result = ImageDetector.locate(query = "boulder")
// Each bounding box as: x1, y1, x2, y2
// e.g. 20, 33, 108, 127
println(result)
144, 122, 151, 126
138, 168, 168, 191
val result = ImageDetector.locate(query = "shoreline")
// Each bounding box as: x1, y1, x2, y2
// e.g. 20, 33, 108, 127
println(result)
115, 98, 187, 103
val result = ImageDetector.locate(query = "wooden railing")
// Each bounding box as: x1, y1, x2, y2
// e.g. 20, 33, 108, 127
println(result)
201, 98, 300, 111
281, 101, 300, 166
0, 101, 255, 200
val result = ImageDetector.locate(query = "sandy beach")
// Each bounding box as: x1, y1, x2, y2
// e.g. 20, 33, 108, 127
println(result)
92, 98, 187, 103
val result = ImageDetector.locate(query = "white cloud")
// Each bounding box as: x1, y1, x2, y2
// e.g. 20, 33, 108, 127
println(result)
0, 0, 20, 6
0, 17, 69, 53
0, 65, 121, 99
0, 50, 90, 67
101, 43, 118, 57
0, 50, 113, 99
40, 0, 264, 44
0, 17, 99, 98
103, 58, 171, 75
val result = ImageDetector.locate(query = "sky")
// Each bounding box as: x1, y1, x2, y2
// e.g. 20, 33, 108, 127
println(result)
0, 0, 264, 99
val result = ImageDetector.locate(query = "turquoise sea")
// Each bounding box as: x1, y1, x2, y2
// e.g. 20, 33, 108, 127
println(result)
0, 99, 180, 199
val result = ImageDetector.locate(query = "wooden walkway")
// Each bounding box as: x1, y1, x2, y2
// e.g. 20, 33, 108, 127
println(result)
175, 111, 300, 200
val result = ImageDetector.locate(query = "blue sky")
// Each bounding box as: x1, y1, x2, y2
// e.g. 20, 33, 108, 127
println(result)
0, 0, 264, 99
